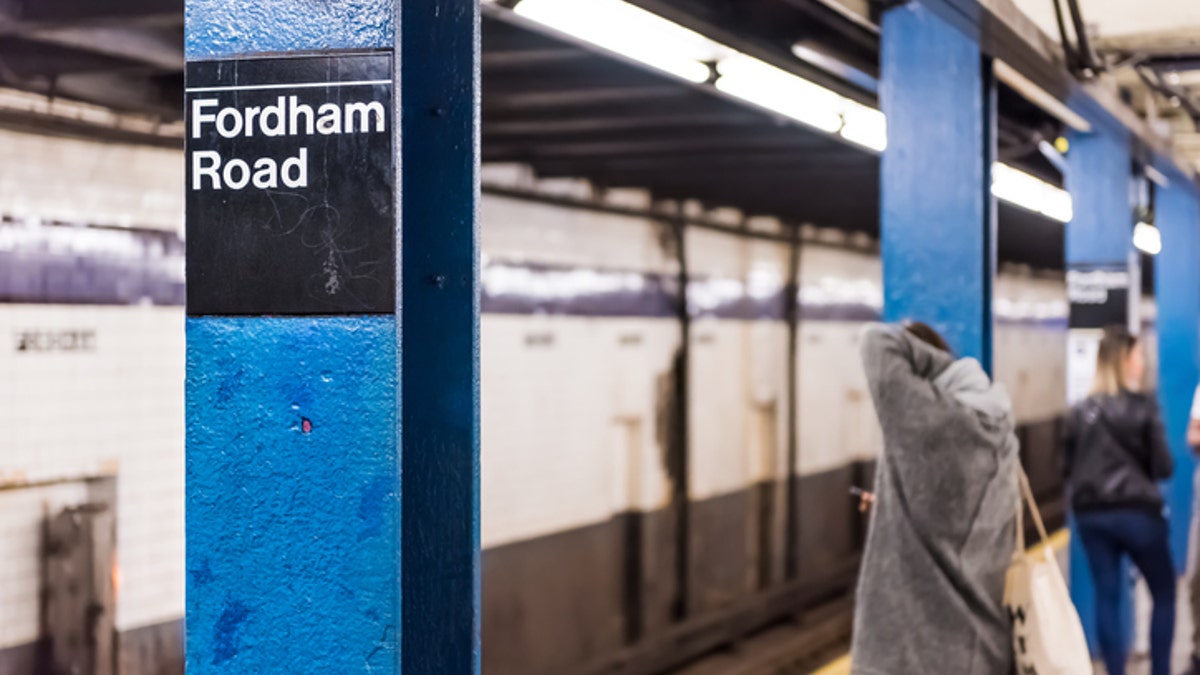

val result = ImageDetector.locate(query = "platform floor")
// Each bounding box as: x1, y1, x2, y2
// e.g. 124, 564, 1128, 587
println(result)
808, 530, 1198, 675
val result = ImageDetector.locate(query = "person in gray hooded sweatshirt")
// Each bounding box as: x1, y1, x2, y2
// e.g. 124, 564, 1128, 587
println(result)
850, 322, 1018, 675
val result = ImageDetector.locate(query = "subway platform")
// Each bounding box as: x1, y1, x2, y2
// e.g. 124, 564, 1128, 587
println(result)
808, 530, 1199, 675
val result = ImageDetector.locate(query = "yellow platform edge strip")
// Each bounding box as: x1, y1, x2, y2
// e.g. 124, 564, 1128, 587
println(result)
808, 528, 1069, 675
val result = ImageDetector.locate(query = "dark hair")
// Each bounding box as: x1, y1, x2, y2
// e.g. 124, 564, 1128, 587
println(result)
1092, 324, 1139, 395
904, 321, 950, 353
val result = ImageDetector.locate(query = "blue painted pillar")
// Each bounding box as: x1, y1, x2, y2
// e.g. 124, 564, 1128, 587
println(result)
1063, 126, 1134, 653
184, 1, 480, 672
400, 3, 482, 672
1155, 175, 1200, 572
880, 2, 995, 368
1064, 128, 1133, 268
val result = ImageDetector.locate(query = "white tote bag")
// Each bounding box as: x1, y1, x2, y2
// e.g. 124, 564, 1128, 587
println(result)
1003, 468, 1093, 675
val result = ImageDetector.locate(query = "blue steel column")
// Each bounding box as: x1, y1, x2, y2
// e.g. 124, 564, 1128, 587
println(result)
1155, 176, 1200, 571
1063, 126, 1134, 652
400, 2, 482, 673
1064, 129, 1133, 270
880, 3, 995, 367
184, 1, 481, 673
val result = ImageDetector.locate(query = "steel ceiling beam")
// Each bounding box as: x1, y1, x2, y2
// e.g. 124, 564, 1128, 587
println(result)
484, 123, 835, 150
0, 106, 182, 147
483, 93, 738, 123
482, 47, 591, 68
484, 58, 667, 90
484, 134, 841, 162
483, 85, 694, 113
0, 0, 180, 27
0, 38, 154, 77
1093, 29, 1200, 59
50, 71, 182, 118
483, 111, 766, 136
22, 26, 183, 71
524, 150, 874, 176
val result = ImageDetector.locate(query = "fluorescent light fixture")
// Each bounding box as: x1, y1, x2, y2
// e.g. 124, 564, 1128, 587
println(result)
840, 100, 887, 152
508, 0, 1075, 217
1038, 184, 1074, 222
991, 163, 1073, 223
715, 54, 843, 133
514, 0, 723, 83
1133, 221, 1162, 255
512, 0, 884, 147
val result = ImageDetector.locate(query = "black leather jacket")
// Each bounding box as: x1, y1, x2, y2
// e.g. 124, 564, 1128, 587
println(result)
1063, 391, 1173, 514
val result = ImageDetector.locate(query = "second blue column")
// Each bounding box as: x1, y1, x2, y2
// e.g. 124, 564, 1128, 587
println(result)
879, 2, 996, 368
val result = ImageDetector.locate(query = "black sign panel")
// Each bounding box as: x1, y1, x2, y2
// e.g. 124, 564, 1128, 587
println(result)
185, 52, 394, 316
1067, 264, 1130, 329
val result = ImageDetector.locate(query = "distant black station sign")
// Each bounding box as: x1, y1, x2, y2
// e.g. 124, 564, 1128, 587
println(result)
185, 52, 394, 316
1067, 264, 1130, 329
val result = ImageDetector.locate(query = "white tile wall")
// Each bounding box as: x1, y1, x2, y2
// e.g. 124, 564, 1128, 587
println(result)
481, 193, 673, 273
797, 321, 882, 475
689, 319, 752, 499
686, 231, 791, 497
481, 203, 1076, 546
0, 184, 1081, 647
0, 305, 184, 637
480, 315, 678, 549
0, 128, 182, 231
797, 245, 884, 475
993, 273, 1069, 421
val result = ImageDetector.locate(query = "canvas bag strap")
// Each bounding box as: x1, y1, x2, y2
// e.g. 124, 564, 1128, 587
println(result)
1017, 464, 1050, 549
1015, 471, 1025, 553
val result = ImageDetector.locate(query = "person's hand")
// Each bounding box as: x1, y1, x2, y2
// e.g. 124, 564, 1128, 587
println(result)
858, 491, 875, 513
1188, 419, 1200, 450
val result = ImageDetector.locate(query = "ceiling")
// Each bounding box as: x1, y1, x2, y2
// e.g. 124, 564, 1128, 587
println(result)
1010, 0, 1200, 171
482, 5, 1068, 270
0, 0, 1120, 272
0, 0, 183, 119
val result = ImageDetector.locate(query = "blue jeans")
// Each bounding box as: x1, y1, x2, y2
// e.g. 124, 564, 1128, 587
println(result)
1076, 509, 1176, 675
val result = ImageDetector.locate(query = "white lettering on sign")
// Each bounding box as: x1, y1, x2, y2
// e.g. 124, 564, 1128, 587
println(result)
1066, 269, 1130, 304
192, 148, 308, 191
189, 92, 386, 191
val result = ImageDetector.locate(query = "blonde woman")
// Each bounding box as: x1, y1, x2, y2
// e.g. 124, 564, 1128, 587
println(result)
1064, 324, 1175, 675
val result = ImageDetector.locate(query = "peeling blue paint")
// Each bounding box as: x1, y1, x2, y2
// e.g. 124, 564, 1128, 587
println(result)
358, 475, 393, 542
1063, 126, 1135, 656
1065, 128, 1134, 266
185, 0, 394, 59
190, 559, 215, 588
186, 316, 399, 673
1154, 178, 1200, 571
214, 367, 244, 406
880, 2, 993, 366
212, 600, 250, 666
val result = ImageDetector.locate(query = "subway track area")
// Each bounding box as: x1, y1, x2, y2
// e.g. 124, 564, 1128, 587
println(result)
666, 601, 854, 675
